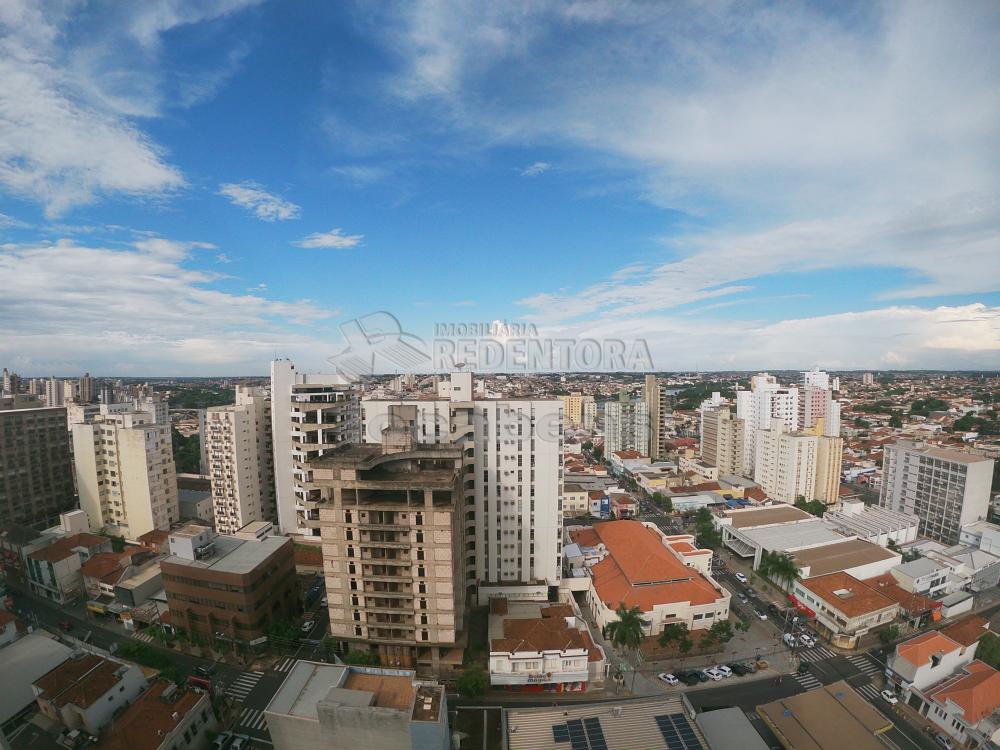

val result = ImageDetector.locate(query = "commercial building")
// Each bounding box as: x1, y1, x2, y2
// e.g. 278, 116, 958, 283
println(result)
263, 661, 449, 750
505, 695, 708, 750
312, 427, 466, 675
736, 373, 799, 471
94, 679, 219, 750
360, 371, 564, 587
789, 538, 900, 581
0, 634, 74, 746
562, 483, 589, 516
0, 406, 76, 530
823, 499, 919, 547
271, 360, 360, 538
604, 394, 649, 456
160, 523, 298, 643
568, 521, 729, 635
790, 572, 899, 648
890, 557, 954, 598
488, 598, 605, 692
879, 441, 994, 544
757, 680, 893, 750
699, 407, 744, 477
73, 410, 179, 539
32, 652, 147, 734
205, 386, 276, 535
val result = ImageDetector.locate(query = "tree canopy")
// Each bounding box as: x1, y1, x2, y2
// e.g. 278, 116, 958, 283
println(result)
607, 603, 645, 653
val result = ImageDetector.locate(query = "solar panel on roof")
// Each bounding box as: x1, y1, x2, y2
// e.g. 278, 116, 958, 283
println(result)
653, 713, 705, 750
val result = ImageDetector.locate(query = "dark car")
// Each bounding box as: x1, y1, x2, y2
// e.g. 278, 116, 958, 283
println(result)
680, 672, 701, 686
767, 603, 780, 615
57, 620, 72, 632
797, 662, 811, 675
193, 664, 215, 677
729, 663, 748, 676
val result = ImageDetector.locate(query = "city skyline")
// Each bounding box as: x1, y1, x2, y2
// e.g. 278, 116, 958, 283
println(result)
1, 1, 998, 375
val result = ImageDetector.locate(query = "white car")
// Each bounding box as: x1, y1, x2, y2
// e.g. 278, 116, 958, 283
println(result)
735, 572, 748, 584
657, 673, 679, 685
753, 608, 767, 621
880, 689, 898, 705
300, 620, 315, 634
702, 668, 723, 681
799, 633, 817, 648
714, 665, 732, 678
783, 633, 799, 647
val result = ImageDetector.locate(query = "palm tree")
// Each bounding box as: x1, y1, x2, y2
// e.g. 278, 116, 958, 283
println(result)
760, 551, 801, 590
606, 603, 645, 693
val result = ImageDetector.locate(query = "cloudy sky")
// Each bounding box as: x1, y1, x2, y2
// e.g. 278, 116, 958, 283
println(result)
1, 0, 998, 375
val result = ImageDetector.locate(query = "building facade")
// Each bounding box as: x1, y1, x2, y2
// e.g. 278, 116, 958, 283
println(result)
313, 428, 466, 674
270, 360, 360, 538
700, 407, 744, 476
736, 373, 799, 472
879, 441, 995, 544
603, 395, 649, 457
0, 405, 76, 529
160, 523, 298, 643
205, 386, 276, 534
73, 411, 179, 539
753, 419, 817, 504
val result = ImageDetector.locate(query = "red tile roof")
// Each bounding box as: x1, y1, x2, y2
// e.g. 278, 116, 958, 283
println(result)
34, 654, 128, 709
28, 533, 108, 563
95, 680, 206, 750
799, 572, 897, 619
940, 615, 989, 647
81, 551, 129, 580
569, 521, 723, 613
927, 660, 1000, 725
491, 610, 603, 662
895, 631, 961, 669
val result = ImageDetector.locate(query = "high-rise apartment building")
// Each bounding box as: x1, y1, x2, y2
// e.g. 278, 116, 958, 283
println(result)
582, 399, 597, 430
644, 375, 675, 460
1, 368, 20, 395
559, 393, 595, 428
736, 373, 799, 472
798, 369, 840, 437
62, 379, 79, 404
132, 393, 169, 424
753, 419, 817, 504
814, 435, 844, 505
314, 418, 466, 673
205, 386, 276, 534
701, 408, 745, 476
604, 394, 649, 456
73, 411, 179, 538
862, 372, 876, 386
0, 406, 76, 528
360, 372, 563, 587
270, 360, 360, 538
879, 441, 994, 544
78, 373, 94, 404
45, 377, 64, 408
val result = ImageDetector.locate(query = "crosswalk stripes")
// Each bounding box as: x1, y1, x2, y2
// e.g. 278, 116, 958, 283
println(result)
856, 683, 882, 702
273, 657, 296, 673
848, 654, 882, 677
798, 646, 837, 662
132, 631, 154, 643
237, 708, 270, 732
225, 671, 264, 701
794, 672, 822, 690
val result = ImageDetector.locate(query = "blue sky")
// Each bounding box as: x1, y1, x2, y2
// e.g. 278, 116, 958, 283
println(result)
1, 0, 998, 375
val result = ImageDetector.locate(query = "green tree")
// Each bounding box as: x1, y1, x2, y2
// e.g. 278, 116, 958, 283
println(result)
607, 603, 645, 654
758, 551, 801, 589
657, 623, 689, 648
889, 412, 903, 428
708, 619, 734, 644
854, 417, 871, 429
266, 617, 299, 644
878, 625, 901, 645
678, 637, 693, 654
582, 441, 593, 451
977, 632, 1000, 669
456, 664, 488, 698
171, 427, 202, 474
344, 649, 380, 666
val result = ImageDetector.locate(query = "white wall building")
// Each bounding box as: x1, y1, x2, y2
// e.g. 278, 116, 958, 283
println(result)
736, 373, 799, 471
604, 396, 649, 456
360, 372, 564, 586
753, 419, 817, 504
879, 441, 995, 544
72, 411, 179, 538
270, 359, 360, 538
205, 385, 276, 534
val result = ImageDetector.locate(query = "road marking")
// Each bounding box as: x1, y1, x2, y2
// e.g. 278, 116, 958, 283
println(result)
226, 672, 263, 700
132, 631, 155, 643
799, 646, 837, 662
794, 673, 822, 689
848, 654, 881, 677
856, 683, 882, 701
273, 657, 296, 673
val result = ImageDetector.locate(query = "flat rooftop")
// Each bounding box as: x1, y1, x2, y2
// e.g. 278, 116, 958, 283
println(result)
162, 533, 287, 574
0, 633, 74, 724
792, 539, 899, 577
740, 519, 846, 551
757, 680, 892, 750
725, 505, 813, 529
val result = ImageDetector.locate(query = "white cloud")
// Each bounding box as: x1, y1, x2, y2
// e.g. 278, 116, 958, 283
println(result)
0, 235, 338, 374
218, 181, 302, 221
520, 161, 550, 177
0, 1, 259, 215
330, 165, 391, 185
292, 228, 364, 250
0, 212, 30, 229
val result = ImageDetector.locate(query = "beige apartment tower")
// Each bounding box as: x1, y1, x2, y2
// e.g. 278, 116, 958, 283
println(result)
814, 436, 844, 505
314, 410, 466, 676
753, 419, 818, 504
72, 411, 179, 538
205, 386, 276, 534
559, 393, 594, 428
701, 408, 745, 477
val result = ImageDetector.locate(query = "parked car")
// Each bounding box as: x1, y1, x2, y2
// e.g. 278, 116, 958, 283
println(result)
799, 633, 817, 648
679, 672, 701, 686
753, 608, 767, 621
210, 732, 234, 750
714, 665, 733, 678
767, 603, 780, 615
797, 662, 811, 675
880, 689, 898, 705
783, 633, 798, 647
695, 670, 710, 682
193, 664, 215, 677
735, 572, 748, 583
657, 673, 679, 685
934, 733, 954, 749
729, 663, 748, 676
230, 736, 249, 750
742, 661, 758, 674
737, 593, 748, 604
702, 668, 723, 681
300, 620, 315, 634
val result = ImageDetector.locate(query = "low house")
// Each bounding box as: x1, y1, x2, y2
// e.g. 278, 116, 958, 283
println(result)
488, 599, 606, 693
610, 495, 637, 519
26, 533, 112, 604
891, 557, 954, 598
790, 572, 899, 648
886, 631, 972, 700
568, 520, 730, 636
562, 484, 589, 517
922, 661, 1000, 747
94, 679, 219, 750
0, 633, 74, 748
33, 652, 147, 734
